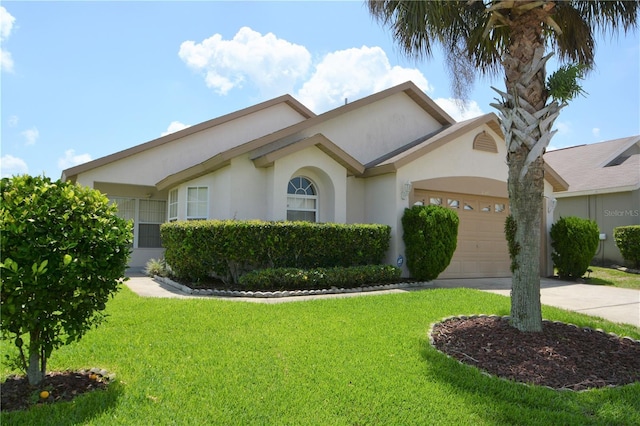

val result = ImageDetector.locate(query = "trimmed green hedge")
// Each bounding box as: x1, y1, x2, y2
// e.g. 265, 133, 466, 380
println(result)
550, 216, 599, 279
401, 205, 459, 281
161, 220, 391, 283
614, 225, 640, 268
238, 265, 401, 291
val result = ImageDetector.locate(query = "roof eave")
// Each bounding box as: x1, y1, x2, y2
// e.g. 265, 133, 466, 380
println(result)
61, 94, 315, 181
554, 184, 640, 198
251, 133, 365, 176
544, 163, 569, 192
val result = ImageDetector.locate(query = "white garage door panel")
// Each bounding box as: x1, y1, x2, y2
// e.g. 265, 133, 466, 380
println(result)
413, 190, 511, 279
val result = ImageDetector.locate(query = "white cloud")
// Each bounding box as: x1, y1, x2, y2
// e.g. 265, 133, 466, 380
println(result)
21, 127, 39, 146
58, 149, 92, 169
7, 115, 18, 127
434, 98, 484, 122
0, 6, 16, 72
161, 121, 190, 136
592, 127, 601, 138
179, 26, 311, 97
295, 46, 432, 113
1, 154, 28, 177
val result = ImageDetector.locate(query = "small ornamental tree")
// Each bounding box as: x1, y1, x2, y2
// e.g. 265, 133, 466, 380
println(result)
0, 175, 132, 385
402, 204, 459, 281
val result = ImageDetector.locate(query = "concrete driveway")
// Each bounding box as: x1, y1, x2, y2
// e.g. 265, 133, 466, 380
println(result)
431, 277, 640, 328
125, 273, 639, 328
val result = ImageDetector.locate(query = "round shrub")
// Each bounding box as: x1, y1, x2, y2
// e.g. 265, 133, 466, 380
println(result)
614, 225, 640, 268
550, 216, 599, 280
401, 204, 459, 281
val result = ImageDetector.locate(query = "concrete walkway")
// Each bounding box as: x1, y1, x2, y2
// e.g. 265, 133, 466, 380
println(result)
124, 272, 639, 328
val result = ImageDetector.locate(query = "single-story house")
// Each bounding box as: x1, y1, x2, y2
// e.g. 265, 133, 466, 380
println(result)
62, 81, 567, 278
544, 136, 640, 266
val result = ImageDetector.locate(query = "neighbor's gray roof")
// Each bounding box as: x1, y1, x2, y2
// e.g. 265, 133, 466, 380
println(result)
544, 135, 640, 195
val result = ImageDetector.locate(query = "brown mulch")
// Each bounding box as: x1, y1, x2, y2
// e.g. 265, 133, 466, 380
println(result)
431, 316, 640, 391
1, 370, 110, 412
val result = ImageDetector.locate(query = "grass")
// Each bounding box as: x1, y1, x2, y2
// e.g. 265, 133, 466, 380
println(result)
2, 286, 639, 425
585, 266, 640, 289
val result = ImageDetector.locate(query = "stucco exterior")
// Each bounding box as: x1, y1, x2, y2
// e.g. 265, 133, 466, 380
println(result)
63, 81, 565, 276
553, 190, 640, 265
545, 136, 640, 266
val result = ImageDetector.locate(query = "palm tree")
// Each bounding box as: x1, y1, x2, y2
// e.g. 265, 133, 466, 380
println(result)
368, 0, 638, 332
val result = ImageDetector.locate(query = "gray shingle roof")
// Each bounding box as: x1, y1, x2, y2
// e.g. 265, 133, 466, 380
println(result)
544, 136, 640, 194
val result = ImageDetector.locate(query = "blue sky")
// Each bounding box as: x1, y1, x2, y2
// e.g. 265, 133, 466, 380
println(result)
1, 1, 639, 179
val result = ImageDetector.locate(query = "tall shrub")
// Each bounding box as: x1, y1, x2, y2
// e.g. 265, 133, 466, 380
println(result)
401, 205, 459, 281
614, 225, 640, 268
1, 175, 132, 385
550, 216, 599, 280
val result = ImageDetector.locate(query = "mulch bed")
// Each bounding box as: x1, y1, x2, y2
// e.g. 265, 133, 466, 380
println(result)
1, 370, 110, 412
431, 316, 640, 391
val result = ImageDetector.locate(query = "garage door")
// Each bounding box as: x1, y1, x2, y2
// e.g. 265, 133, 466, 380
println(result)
412, 190, 511, 279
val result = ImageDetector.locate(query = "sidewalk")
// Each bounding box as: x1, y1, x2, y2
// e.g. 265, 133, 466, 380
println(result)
431, 277, 640, 328
124, 273, 640, 328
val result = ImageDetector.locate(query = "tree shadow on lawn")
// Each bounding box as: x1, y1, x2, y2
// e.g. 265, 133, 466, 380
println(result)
419, 335, 640, 425
1, 379, 123, 426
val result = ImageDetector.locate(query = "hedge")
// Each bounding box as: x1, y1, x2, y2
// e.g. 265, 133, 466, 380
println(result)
160, 220, 391, 283
550, 216, 599, 280
614, 225, 640, 268
238, 265, 402, 291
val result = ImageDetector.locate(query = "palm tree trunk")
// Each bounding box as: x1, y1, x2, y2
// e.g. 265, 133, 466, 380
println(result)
508, 149, 544, 332
494, 7, 561, 332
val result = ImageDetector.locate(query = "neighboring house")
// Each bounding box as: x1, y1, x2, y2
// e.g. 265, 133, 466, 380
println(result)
62, 81, 567, 278
544, 136, 640, 266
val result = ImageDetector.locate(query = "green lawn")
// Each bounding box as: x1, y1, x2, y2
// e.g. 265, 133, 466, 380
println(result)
586, 266, 640, 289
2, 286, 639, 425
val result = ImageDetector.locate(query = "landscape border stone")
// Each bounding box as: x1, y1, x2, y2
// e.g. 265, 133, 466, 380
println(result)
153, 275, 431, 298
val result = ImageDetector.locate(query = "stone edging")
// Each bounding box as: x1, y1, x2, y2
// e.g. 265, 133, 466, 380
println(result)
427, 314, 640, 392
153, 275, 432, 298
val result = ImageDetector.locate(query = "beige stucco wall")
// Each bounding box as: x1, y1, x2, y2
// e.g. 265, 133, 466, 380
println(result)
270, 145, 347, 223
298, 92, 444, 165
393, 124, 509, 275
553, 189, 640, 265
75, 103, 307, 189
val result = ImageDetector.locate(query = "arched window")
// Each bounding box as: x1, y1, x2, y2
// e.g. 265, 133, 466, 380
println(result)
287, 176, 317, 222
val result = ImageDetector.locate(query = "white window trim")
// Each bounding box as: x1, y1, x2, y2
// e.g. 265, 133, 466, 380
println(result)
186, 186, 209, 220
168, 188, 178, 222
287, 176, 318, 222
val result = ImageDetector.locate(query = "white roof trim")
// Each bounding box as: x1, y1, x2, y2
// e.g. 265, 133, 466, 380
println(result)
554, 184, 640, 198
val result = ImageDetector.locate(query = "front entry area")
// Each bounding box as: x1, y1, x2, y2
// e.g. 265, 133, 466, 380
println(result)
412, 189, 511, 278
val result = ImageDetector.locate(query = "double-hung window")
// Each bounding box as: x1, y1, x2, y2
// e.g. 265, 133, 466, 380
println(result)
287, 176, 317, 222
187, 186, 208, 220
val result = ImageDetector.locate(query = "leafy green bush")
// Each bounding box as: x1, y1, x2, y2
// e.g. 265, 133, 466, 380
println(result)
161, 220, 391, 283
401, 205, 459, 281
0, 175, 131, 385
239, 265, 401, 291
614, 225, 640, 268
550, 216, 599, 279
